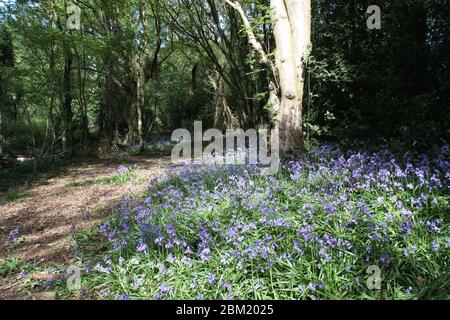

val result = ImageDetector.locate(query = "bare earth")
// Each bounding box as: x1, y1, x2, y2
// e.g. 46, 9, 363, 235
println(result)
0, 155, 170, 299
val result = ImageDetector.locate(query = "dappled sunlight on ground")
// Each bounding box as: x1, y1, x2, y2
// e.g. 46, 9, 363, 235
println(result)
0, 155, 170, 299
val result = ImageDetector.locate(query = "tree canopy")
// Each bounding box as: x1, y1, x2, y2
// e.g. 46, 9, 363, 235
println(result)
0, 0, 448, 161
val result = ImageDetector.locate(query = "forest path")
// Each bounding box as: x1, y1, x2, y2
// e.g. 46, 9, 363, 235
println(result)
0, 154, 170, 299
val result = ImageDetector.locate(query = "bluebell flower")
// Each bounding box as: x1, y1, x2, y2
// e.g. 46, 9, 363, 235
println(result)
432, 240, 439, 252
208, 273, 216, 285
6, 227, 19, 245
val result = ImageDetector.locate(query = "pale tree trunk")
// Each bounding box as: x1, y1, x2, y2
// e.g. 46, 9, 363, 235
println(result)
225, 0, 311, 155
271, 0, 311, 153
284, 0, 310, 152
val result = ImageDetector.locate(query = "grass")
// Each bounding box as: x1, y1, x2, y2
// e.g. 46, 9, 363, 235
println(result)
69, 168, 138, 187
0, 256, 23, 278
0, 190, 28, 203
103, 170, 138, 185
0, 257, 82, 299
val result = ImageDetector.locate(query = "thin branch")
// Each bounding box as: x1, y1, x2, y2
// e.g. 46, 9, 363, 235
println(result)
223, 0, 277, 80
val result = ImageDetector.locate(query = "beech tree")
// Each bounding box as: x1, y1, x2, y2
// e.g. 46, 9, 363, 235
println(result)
225, 0, 311, 154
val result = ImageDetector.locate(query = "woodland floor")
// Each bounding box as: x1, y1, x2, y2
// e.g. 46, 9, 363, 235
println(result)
0, 154, 170, 299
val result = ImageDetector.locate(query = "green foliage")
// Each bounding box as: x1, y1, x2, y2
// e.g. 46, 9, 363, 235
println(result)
0, 256, 22, 277
0, 190, 28, 203
310, 0, 450, 144
103, 170, 138, 186
3, 118, 48, 154
70, 167, 138, 187
2, 0, 447, 155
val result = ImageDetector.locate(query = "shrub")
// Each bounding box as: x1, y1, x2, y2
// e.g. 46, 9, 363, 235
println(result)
4, 118, 48, 155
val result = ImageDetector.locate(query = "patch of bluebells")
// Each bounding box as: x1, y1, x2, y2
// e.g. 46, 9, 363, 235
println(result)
5, 227, 20, 245
114, 165, 130, 174
97, 143, 449, 299
154, 284, 173, 300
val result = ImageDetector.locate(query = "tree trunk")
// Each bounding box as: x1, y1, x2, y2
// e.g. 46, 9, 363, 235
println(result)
135, 0, 149, 154
103, 55, 115, 149
62, 48, 74, 156
75, 43, 89, 146
0, 101, 4, 157
47, 29, 56, 162
0, 71, 4, 156
271, 0, 311, 154
136, 68, 145, 153
48, 0, 57, 161
225, 0, 311, 155
212, 73, 238, 130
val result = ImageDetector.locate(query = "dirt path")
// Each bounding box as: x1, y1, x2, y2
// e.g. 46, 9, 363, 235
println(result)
0, 155, 170, 299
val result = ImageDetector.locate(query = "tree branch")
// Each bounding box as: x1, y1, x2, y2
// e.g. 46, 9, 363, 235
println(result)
223, 0, 276, 78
